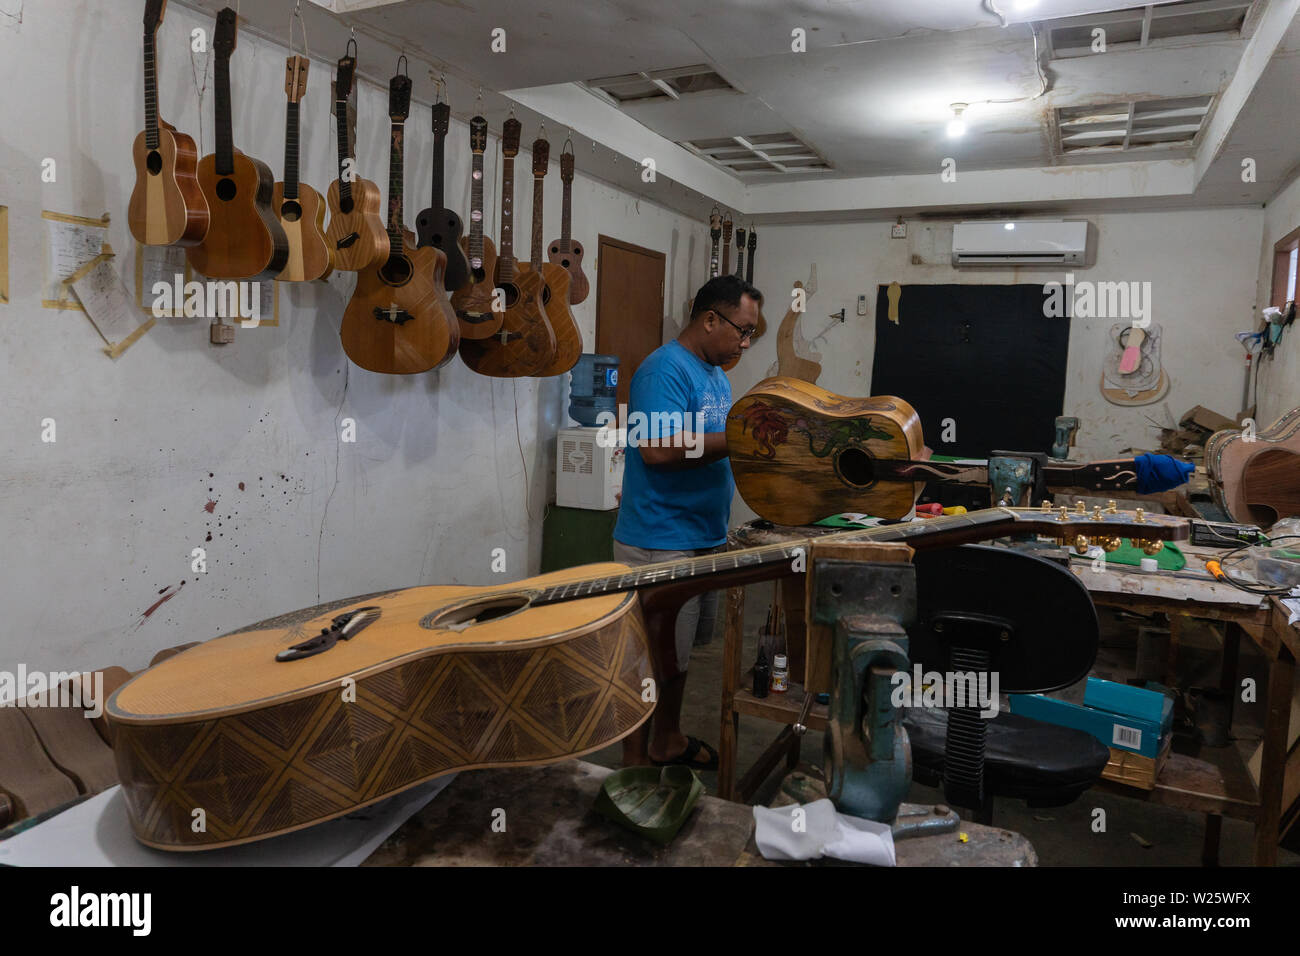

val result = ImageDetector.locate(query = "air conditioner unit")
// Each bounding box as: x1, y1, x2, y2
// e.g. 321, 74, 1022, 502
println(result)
557, 426, 625, 511
952, 220, 1088, 266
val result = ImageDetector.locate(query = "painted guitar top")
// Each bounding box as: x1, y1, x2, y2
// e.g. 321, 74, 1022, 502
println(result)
448, 116, 503, 339
416, 101, 471, 292
128, 0, 209, 247
105, 505, 1183, 850
546, 149, 589, 305
273, 55, 331, 282
1207, 406, 1300, 527
324, 50, 389, 273
523, 135, 582, 376
186, 8, 289, 281
458, 117, 556, 377
339, 68, 459, 374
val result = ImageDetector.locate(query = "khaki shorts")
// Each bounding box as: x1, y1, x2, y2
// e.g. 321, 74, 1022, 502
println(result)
611, 539, 726, 672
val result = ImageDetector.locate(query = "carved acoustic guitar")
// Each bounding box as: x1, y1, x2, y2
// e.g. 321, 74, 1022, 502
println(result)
272, 56, 331, 282
523, 135, 582, 376
128, 0, 208, 247
339, 68, 459, 374
106, 507, 1184, 850
458, 118, 556, 377
546, 149, 589, 305
416, 102, 471, 292
323, 49, 388, 273
186, 8, 288, 281
1207, 406, 1300, 527
448, 117, 502, 339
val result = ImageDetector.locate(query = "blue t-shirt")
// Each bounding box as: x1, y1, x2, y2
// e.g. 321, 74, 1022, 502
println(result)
614, 340, 733, 550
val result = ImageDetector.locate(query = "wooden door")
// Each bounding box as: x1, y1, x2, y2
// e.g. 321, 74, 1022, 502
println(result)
595, 236, 666, 410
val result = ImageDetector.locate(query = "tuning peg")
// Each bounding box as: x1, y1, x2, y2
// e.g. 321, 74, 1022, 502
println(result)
1106, 500, 1118, 514
1135, 507, 1146, 524
1040, 500, 1052, 513
1075, 500, 1086, 514
1057, 506, 1068, 521
1140, 539, 1164, 555
1073, 534, 1091, 554
1102, 536, 1123, 553
1092, 505, 1104, 522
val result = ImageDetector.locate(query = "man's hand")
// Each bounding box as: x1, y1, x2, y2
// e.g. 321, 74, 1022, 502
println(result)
639, 431, 729, 469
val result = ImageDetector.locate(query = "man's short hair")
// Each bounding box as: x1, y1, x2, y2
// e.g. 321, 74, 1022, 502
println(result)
690, 275, 763, 323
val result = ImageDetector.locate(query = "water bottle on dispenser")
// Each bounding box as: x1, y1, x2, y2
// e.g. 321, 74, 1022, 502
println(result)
558, 354, 624, 510
568, 354, 619, 427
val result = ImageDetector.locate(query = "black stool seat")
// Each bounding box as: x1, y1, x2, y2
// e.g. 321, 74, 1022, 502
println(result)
904, 707, 1110, 808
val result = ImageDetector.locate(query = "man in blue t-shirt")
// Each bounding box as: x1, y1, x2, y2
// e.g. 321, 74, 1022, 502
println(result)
612, 274, 762, 770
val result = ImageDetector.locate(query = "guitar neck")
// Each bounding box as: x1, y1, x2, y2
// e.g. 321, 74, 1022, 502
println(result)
735, 240, 745, 278
866, 456, 1140, 492
283, 101, 300, 200
560, 177, 573, 243
214, 53, 235, 175
499, 154, 516, 278
387, 120, 405, 250
746, 233, 756, 283
709, 234, 720, 277
143, 30, 160, 148
431, 111, 447, 211
334, 97, 353, 203
1043, 458, 1140, 492
469, 150, 485, 265
530, 173, 545, 268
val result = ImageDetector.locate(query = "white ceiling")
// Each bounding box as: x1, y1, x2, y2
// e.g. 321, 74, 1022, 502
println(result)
182, 0, 1300, 222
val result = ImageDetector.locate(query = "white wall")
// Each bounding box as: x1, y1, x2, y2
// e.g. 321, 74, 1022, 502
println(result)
730, 208, 1263, 521
1254, 174, 1300, 427
0, 1, 706, 677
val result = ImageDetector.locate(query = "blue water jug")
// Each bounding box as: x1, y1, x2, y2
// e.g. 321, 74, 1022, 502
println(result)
569, 353, 619, 427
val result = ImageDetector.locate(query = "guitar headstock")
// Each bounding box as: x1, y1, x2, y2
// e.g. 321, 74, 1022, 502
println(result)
335, 55, 356, 102
722, 216, 733, 243
388, 72, 412, 122
736, 227, 746, 248
748, 227, 757, 252
1004, 503, 1189, 554
284, 56, 309, 103
469, 116, 488, 154
144, 0, 166, 32
502, 118, 522, 157
560, 150, 575, 183
532, 137, 550, 176
214, 7, 237, 60
709, 209, 721, 236
432, 102, 450, 138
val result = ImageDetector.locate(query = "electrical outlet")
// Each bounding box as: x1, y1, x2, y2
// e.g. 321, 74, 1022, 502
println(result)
891, 221, 907, 239
857, 294, 868, 316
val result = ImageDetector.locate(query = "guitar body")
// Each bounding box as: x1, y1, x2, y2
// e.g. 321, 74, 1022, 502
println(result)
1207, 406, 1300, 527
187, 151, 289, 280
458, 269, 556, 377
416, 204, 471, 292
272, 182, 331, 282
526, 261, 582, 376
340, 237, 460, 374
727, 376, 926, 524
546, 237, 589, 305
128, 123, 209, 246
449, 236, 503, 339
106, 564, 654, 851
324, 178, 390, 273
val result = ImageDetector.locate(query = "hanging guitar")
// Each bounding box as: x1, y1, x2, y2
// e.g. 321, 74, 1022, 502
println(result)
186, 8, 288, 281
107, 505, 1184, 850
720, 214, 733, 275
547, 144, 589, 305
708, 207, 721, 277
1207, 406, 1300, 527
339, 64, 459, 374
272, 55, 331, 282
734, 226, 746, 277
128, 0, 208, 247
458, 117, 556, 377
448, 116, 502, 339
747, 224, 767, 339
415, 100, 471, 292
523, 134, 582, 376
729, 377, 1188, 525
323, 45, 388, 273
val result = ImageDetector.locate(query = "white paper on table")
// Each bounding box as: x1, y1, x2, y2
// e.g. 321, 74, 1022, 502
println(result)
41, 211, 109, 309
0, 775, 454, 867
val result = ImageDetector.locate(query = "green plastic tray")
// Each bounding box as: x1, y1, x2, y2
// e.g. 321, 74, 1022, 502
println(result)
592, 766, 703, 845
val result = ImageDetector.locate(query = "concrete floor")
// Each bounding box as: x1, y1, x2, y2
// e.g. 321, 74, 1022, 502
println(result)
588, 582, 1300, 867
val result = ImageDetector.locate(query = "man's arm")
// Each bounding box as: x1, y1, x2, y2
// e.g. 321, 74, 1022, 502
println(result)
639, 430, 728, 469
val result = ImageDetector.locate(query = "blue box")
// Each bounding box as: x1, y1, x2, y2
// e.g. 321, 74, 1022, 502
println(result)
1009, 685, 1171, 759
1084, 677, 1171, 726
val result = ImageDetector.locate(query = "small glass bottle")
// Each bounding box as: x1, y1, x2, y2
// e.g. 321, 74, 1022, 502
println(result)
753, 649, 771, 699
771, 654, 789, 693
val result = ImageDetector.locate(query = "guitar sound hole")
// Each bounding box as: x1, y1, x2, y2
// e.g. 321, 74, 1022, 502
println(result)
379, 254, 413, 287
835, 446, 875, 488
561, 258, 570, 268
541, 284, 552, 306
428, 594, 530, 629
281, 200, 302, 222
550, 245, 559, 255
146, 151, 163, 175
500, 283, 520, 309
215, 177, 237, 201
340, 197, 355, 214
431, 232, 443, 245
573, 245, 582, 255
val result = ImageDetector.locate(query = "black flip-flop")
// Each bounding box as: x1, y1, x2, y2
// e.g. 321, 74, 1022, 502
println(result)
651, 736, 719, 771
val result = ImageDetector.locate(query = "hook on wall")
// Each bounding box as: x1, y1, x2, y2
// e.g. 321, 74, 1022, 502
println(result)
396, 54, 409, 76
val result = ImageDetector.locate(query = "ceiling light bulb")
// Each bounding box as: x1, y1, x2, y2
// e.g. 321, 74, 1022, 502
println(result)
1004, 222, 1016, 230
947, 103, 968, 138
1013, 0, 1039, 10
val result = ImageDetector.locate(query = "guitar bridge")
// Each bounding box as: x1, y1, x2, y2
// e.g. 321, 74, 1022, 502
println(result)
276, 607, 381, 662
336, 232, 359, 249
373, 306, 415, 325
457, 310, 495, 325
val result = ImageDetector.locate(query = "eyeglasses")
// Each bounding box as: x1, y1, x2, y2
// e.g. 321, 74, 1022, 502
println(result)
710, 308, 757, 342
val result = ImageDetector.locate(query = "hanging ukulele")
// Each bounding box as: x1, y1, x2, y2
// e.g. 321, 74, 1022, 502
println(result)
546, 143, 590, 305
339, 62, 459, 374
458, 117, 556, 377
734, 226, 746, 277
273, 55, 331, 282
523, 133, 582, 376
324, 44, 388, 273
415, 98, 471, 292
449, 117, 503, 339
128, 0, 208, 247
708, 207, 721, 278
721, 214, 733, 275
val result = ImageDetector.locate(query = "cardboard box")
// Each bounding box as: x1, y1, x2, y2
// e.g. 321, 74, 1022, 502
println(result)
1103, 739, 1171, 791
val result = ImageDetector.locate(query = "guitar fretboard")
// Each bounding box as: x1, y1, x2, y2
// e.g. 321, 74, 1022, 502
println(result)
283, 101, 300, 200
531, 171, 546, 268
143, 31, 160, 149
499, 152, 516, 280
735, 228, 746, 278
468, 149, 485, 269
560, 174, 573, 244
387, 121, 405, 251
334, 93, 353, 206
214, 53, 235, 176
431, 104, 448, 212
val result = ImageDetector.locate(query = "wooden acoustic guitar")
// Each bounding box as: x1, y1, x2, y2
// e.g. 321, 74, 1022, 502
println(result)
546, 149, 589, 305
415, 102, 471, 292
323, 49, 388, 273
272, 56, 331, 282
339, 68, 459, 374
523, 135, 582, 376
458, 118, 556, 377
186, 8, 288, 281
1207, 406, 1300, 527
106, 505, 1184, 850
128, 0, 208, 247
730, 377, 1183, 525
448, 117, 502, 339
